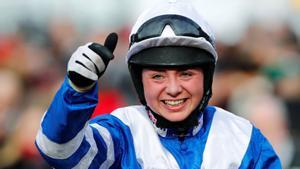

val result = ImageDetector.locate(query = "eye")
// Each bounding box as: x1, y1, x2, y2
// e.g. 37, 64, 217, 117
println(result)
152, 73, 164, 80
180, 71, 193, 78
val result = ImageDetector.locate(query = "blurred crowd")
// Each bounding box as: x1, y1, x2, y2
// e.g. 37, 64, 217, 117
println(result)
0, 4, 300, 169
211, 22, 300, 168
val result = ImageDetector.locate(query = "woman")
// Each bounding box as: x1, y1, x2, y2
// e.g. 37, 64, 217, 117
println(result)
35, 1, 281, 168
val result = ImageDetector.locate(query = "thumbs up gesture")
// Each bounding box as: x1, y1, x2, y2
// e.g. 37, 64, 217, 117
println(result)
67, 33, 118, 91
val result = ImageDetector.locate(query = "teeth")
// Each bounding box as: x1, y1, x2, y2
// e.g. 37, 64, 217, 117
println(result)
164, 99, 184, 106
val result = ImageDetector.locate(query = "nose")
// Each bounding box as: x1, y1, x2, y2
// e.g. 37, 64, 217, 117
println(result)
165, 77, 182, 97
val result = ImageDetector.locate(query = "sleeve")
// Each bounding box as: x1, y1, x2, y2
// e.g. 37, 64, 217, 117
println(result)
253, 129, 282, 169
35, 77, 102, 168
239, 127, 282, 169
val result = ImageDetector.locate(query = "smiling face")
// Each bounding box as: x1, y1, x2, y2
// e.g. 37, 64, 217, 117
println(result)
142, 67, 204, 122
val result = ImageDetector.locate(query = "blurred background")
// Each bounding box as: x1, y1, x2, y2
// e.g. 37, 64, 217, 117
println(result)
0, 0, 299, 168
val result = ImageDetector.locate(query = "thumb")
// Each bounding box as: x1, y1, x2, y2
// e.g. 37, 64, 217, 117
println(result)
104, 32, 118, 53
88, 32, 118, 63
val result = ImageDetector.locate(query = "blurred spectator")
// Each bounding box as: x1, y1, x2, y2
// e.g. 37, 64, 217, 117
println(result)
0, 67, 53, 169
6, 104, 52, 169
48, 17, 82, 68
239, 22, 300, 134
228, 76, 300, 168
210, 41, 259, 108
0, 36, 16, 65
0, 68, 22, 168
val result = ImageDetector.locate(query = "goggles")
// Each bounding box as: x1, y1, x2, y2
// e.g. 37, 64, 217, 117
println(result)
130, 14, 213, 47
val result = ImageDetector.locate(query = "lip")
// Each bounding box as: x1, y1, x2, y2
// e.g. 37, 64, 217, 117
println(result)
161, 98, 187, 111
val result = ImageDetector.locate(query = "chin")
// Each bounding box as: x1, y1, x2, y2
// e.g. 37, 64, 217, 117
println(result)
163, 113, 190, 122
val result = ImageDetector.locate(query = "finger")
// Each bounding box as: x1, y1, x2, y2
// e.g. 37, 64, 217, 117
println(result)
104, 32, 118, 53
68, 62, 98, 81
80, 44, 106, 73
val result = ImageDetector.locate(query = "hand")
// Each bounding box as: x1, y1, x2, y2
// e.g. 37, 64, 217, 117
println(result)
67, 33, 118, 91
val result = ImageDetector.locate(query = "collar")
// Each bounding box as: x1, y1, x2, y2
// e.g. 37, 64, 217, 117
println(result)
147, 110, 204, 138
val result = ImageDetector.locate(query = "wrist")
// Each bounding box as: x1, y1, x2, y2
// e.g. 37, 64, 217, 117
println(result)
68, 78, 95, 93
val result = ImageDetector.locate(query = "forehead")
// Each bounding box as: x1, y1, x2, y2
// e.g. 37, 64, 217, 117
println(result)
142, 66, 203, 73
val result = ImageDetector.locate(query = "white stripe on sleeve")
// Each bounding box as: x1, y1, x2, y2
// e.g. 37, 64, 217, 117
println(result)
90, 123, 115, 169
36, 123, 88, 159
72, 125, 98, 169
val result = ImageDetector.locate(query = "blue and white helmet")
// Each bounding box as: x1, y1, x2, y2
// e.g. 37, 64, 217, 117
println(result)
127, 0, 217, 113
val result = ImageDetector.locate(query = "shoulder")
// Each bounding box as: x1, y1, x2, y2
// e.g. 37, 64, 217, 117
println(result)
208, 106, 253, 130
201, 106, 254, 168
111, 105, 147, 116
240, 126, 282, 168
90, 105, 147, 125
250, 126, 280, 158
89, 105, 150, 130
204, 106, 254, 147
87, 106, 148, 145
110, 105, 148, 125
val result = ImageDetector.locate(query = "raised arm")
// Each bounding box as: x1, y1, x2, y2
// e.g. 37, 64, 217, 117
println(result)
35, 33, 118, 168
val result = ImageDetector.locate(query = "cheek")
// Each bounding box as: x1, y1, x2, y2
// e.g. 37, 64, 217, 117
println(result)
142, 80, 160, 105
186, 79, 204, 102
143, 83, 153, 103
193, 87, 204, 102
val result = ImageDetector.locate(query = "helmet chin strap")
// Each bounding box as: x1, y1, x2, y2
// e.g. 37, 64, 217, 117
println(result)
145, 92, 211, 136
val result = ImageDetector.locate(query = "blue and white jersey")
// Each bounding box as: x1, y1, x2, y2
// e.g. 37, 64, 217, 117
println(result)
35, 78, 282, 169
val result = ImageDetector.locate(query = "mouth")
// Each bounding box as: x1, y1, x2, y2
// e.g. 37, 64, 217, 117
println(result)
162, 99, 187, 107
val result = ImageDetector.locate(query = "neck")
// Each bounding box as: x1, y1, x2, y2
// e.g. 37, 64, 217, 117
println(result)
146, 106, 202, 136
